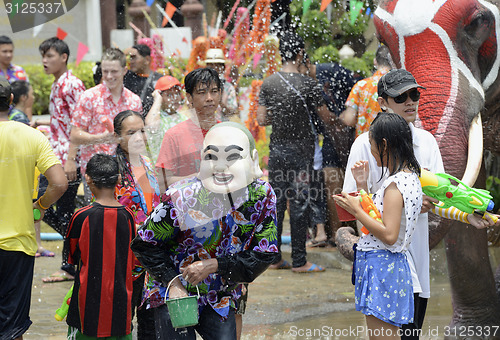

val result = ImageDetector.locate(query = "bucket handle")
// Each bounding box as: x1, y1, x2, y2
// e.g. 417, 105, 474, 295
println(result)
165, 274, 200, 304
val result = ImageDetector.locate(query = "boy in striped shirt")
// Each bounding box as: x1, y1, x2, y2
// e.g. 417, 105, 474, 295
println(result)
65, 154, 136, 339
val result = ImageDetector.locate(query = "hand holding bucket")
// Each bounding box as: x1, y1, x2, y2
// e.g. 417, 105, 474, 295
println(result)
333, 191, 359, 222
165, 274, 200, 329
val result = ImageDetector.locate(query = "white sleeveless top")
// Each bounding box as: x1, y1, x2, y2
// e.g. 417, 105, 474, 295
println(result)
357, 171, 422, 253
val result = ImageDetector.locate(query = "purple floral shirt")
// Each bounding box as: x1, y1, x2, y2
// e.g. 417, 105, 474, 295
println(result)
138, 177, 278, 318
0, 64, 28, 82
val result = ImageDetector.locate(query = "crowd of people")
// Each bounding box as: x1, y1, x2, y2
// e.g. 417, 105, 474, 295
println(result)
0, 27, 498, 340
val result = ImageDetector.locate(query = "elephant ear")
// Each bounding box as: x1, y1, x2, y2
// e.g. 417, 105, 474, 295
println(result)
475, 9, 497, 86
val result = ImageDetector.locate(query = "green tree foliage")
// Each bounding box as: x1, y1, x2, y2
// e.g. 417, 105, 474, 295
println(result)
339, 57, 372, 78
295, 10, 334, 50
311, 45, 340, 64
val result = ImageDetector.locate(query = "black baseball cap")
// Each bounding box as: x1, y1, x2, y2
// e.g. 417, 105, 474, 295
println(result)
0, 77, 11, 99
378, 69, 425, 97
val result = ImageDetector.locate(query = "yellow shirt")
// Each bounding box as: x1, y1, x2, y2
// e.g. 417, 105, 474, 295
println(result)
0, 121, 60, 256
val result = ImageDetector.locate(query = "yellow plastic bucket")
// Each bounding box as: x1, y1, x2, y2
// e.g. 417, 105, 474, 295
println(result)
165, 274, 200, 329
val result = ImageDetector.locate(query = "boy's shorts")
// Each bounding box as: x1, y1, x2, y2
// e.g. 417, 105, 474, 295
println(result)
67, 326, 132, 340
0, 249, 34, 339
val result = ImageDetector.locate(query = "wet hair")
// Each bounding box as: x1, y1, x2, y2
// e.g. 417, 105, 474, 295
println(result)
375, 45, 392, 68
0, 36, 13, 46
10, 80, 30, 105
184, 68, 221, 96
102, 48, 126, 68
279, 31, 305, 62
114, 110, 145, 187
86, 154, 120, 189
208, 122, 256, 156
369, 112, 420, 180
132, 44, 151, 58
92, 61, 102, 85
39, 37, 70, 62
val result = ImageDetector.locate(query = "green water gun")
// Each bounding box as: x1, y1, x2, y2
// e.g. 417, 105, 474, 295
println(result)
54, 285, 73, 321
419, 169, 495, 214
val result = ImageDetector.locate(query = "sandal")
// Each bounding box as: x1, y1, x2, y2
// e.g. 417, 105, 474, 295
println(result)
268, 260, 292, 270
35, 249, 55, 257
292, 263, 325, 273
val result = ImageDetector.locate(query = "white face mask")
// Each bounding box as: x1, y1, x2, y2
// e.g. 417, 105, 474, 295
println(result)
198, 126, 262, 194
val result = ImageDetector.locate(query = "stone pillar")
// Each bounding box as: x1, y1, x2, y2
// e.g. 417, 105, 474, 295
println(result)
180, 0, 204, 39
128, 0, 151, 41
100, 0, 117, 49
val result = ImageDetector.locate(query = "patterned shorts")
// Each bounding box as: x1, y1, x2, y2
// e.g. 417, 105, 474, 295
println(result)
354, 249, 414, 327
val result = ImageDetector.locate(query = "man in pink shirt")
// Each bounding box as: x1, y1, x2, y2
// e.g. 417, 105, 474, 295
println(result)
70, 48, 142, 201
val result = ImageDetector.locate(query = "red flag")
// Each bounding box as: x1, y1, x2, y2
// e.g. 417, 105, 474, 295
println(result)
75, 42, 89, 67
56, 27, 67, 40
162, 2, 177, 27
320, 0, 332, 12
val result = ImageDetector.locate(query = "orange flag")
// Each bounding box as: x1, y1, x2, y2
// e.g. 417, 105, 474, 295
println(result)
320, 0, 332, 12
56, 27, 67, 40
162, 2, 177, 27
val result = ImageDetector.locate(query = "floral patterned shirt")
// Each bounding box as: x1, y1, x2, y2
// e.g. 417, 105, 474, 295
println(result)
134, 177, 278, 318
72, 84, 142, 173
0, 64, 28, 82
345, 69, 388, 137
49, 70, 86, 166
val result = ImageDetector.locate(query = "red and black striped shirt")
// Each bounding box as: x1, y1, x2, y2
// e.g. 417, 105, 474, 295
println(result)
66, 202, 136, 337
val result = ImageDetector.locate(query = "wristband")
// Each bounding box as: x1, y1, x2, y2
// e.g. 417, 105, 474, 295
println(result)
37, 197, 50, 210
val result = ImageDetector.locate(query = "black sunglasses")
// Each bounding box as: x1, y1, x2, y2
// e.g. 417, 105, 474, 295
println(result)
392, 89, 420, 104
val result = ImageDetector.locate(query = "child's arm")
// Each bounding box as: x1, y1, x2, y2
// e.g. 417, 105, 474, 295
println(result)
334, 182, 403, 245
431, 205, 497, 229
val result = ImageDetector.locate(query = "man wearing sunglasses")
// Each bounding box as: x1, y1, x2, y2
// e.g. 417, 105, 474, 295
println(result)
343, 69, 445, 339
377, 69, 424, 123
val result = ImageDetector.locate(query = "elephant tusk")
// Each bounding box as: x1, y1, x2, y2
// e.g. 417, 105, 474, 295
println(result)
461, 113, 483, 187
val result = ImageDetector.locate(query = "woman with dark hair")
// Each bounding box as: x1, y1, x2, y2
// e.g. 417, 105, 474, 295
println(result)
9, 80, 32, 125
113, 110, 161, 339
